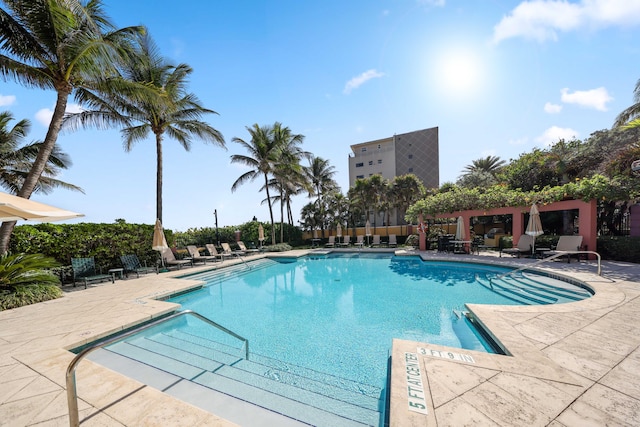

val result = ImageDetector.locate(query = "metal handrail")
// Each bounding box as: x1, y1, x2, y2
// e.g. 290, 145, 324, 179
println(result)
66, 309, 248, 427
491, 250, 602, 284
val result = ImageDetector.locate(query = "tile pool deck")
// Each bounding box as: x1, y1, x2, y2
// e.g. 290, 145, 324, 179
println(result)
0, 249, 638, 426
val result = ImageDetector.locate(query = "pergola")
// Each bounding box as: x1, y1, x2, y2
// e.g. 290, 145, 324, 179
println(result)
418, 199, 598, 255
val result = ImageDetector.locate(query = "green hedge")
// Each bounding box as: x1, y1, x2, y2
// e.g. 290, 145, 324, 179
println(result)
596, 236, 640, 263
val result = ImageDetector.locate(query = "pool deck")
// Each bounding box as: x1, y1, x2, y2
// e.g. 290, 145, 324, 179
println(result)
0, 249, 639, 426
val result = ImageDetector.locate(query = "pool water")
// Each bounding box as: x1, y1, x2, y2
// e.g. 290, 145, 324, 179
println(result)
165, 253, 589, 390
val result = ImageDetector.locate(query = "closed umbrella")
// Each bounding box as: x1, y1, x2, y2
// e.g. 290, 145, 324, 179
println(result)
455, 216, 466, 241
152, 219, 169, 270
258, 224, 265, 248
525, 204, 544, 254
336, 223, 342, 238
0, 191, 83, 222
365, 220, 371, 245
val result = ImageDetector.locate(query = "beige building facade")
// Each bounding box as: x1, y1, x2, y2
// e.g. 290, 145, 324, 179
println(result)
348, 127, 439, 226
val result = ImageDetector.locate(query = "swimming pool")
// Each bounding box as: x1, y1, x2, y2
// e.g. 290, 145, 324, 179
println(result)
96, 253, 592, 426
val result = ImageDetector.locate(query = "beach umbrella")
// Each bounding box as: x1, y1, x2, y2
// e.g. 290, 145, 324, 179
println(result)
455, 216, 466, 241
525, 204, 544, 253
336, 223, 342, 237
365, 220, 371, 245
258, 224, 265, 247
152, 219, 169, 270
0, 191, 83, 222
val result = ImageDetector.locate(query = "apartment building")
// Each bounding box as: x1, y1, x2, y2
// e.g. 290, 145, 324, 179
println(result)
347, 127, 439, 226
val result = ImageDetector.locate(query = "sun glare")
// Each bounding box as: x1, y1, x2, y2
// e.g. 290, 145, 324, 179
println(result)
434, 49, 484, 97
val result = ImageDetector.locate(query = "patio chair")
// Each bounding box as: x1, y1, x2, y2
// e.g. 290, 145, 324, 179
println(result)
371, 235, 381, 247
338, 235, 351, 247
388, 234, 398, 248
354, 235, 365, 248
325, 236, 335, 248
221, 242, 243, 257
120, 254, 158, 278
500, 235, 533, 258
546, 236, 584, 263
160, 247, 193, 270
186, 245, 219, 264
205, 244, 229, 261
71, 257, 114, 289
238, 241, 259, 254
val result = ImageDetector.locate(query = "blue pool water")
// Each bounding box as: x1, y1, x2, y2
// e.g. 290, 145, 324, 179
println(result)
162, 253, 591, 390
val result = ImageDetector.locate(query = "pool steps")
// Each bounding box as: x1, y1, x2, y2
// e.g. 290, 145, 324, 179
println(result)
475, 272, 591, 305
94, 327, 383, 427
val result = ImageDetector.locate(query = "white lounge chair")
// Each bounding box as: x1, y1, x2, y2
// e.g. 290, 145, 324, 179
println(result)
186, 245, 219, 264
371, 235, 381, 247
546, 235, 584, 263
221, 242, 243, 257
338, 235, 351, 247
501, 235, 533, 258
205, 244, 229, 261
388, 234, 398, 247
354, 235, 364, 248
325, 236, 335, 248
161, 247, 193, 269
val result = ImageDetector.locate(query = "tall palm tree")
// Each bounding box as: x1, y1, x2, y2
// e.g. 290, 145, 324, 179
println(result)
463, 155, 506, 176
390, 174, 424, 234
65, 33, 225, 222
614, 78, 640, 129
0, 0, 142, 251
305, 156, 337, 237
0, 111, 82, 195
231, 123, 279, 244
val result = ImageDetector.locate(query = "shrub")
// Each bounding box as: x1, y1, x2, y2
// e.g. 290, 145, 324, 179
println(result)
0, 284, 63, 310
0, 253, 62, 311
596, 236, 640, 263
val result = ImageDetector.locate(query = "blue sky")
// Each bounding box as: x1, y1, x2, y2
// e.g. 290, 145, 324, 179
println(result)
2, 0, 640, 231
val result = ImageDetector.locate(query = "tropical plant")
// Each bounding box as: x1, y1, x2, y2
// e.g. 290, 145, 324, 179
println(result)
614, 78, 640, 129
463, 155, 506, 176
389, 174, 425, 234
64, 33, 225, 222
0, 252, 61, 310
0, 111, 82, 195
0, 0, 143, 252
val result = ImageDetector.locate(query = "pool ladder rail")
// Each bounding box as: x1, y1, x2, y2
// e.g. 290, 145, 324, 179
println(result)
65, 310, 248, 427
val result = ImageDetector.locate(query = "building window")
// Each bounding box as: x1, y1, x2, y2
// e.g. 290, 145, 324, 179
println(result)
368, 160, 373, 166
361, 147, 367, 152
377, 159, 382, 164
408, 154, 413, 159
355, 162, 363, 167
377, 144, 381, 149
408, 168, 413, 173
356, 175, 364, 179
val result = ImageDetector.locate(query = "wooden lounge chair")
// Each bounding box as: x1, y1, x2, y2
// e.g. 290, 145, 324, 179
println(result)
388, 234, 398, 248
325, 236, 335, 248
160, 247, 193, 269
205, 244, 228, 261
186, 245, 219, 264
501, 235, 533, 258
120, 254, 158, 278
546, 235, 584, 263
338, 235, 351, 247
71, 257, 114, 289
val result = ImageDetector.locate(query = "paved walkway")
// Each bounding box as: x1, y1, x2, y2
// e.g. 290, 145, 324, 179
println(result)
0, 250, 638, 426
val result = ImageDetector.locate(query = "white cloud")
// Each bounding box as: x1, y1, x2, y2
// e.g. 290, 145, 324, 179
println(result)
0, 94, 16, 107
343, 69, 385, 94
544, 102, 562, 113
35, 103, 84, 127
417, 0, 446, 7
508, 137, 529, 145
536, 126, 578, 146
560, 87, 612, 111
492, 0, 640, 44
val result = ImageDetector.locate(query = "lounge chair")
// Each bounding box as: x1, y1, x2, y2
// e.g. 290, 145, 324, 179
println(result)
354, 235, 364, 248
338, 235, 351, 247
238, 241, 259, 254
221, 242, 243, 257
500, 235, 533, 258
186, 245, 219, 264
371, 235, 381, 247
546, 235, 584, 263
388, 234, 398, 248
120, 254, 158, 278
71, 257, 114, 288
205, 244, 228, 261
160, 247, 193, 269
325, 236, 335, 248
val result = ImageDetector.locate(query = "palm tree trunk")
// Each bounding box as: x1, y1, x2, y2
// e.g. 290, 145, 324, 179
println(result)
280, 191, 284, 243
264, 173, 275, 244
156, 133, 163, 223
0, 89, 70, 253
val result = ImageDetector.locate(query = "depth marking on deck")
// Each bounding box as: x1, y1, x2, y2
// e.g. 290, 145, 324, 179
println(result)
404, 352, 428, 414
417, 347, 476, 364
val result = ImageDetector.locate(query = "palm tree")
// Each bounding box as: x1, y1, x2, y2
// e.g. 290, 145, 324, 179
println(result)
65, 34, 225, 222
0, 111, 83, 195
0, 0, 142, 251
390, 174, 424, 234
305, 156, 337, 208
614, 78, 640, 129
463, 156, 506, 176
366, 174, 388, 233
231, 123, 280, 244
